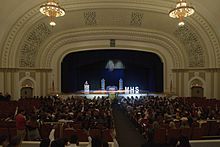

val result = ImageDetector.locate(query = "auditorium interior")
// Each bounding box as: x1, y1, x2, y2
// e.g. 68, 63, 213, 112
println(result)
0, 0, 220, 147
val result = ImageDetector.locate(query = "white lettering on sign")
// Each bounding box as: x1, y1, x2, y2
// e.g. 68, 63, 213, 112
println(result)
125, 86, 139, 94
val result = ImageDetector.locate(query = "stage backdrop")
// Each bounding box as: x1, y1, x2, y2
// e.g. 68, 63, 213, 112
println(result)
61, 49, 163, 93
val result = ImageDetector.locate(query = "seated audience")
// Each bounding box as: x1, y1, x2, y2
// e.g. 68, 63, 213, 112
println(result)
40, 138, 50, 147
0, 134, 9, 147
169, 121, 176, 129
51, 138, 68, 147
91, 137, 102, 147
7, 136, 22, 147
67, 134, 79, 147
176, 135, 191, 147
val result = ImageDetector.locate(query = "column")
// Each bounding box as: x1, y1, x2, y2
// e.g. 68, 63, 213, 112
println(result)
45, 72, 49, 95
119, 79, 123, 90
35, 72, 41, 96
13, 72, 19, 100
42, 72, 47, 96
214, 71, 219, 98
218, 72, 220, 99
172, 72, 176, 93
10, 71, 14, 99
101, 79, 105, 90
210, 71, 214, 98
183, 71, 188, 97
40, 72, 44, 96
5, 71, 11, 95
176, 72, 179, 96
164, 67, 168, 92
205, 71, 211, 98
0, 71, 4, 93
181, 72, 184, 96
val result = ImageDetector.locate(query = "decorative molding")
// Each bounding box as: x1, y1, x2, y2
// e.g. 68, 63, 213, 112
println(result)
30, 72, 36, 80
19, 23, 51, 67
130, 12, 143, 26
1, 7, 39, 67
195, 72, 199, 77
199, 72, 205, 80
174, 25, 205, 67
190, 78, 203, 87
188, 72, 194, 80
21, 79, 34, 88
38, 29, 183, 68
173, 68, 220, 72
84, 11, 97, 26
0, 67, 52, 72
1, 1, 220, 68
25, 72, 30, 77
19, 72, 26, 81
193, 13, 220, 67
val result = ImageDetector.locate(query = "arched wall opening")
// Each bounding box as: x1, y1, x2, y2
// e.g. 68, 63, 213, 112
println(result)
189, 78, 205, 98
61, 49, 163, 93
47, 37, 177, 94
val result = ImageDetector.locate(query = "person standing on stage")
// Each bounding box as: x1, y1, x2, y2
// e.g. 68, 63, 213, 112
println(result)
15, 109, 26, 141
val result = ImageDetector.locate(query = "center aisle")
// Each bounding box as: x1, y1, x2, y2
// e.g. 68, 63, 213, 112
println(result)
112, 103, 146, 147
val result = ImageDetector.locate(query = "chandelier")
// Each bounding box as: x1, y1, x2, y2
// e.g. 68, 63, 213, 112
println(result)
40, 0, 65, 26
169, 0, 195, 26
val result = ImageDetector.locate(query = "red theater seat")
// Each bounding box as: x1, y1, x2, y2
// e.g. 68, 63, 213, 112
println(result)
167, 128, 180, 145
63, 128, 76, 138
102, 129, 113, 142
153, 128, 166, 144
180, 128, 192, 140
201, 123, 209, 136
0, 127, 9, 136
9, 128, 17, 140
76, 129, 89, 142
40, 124, 54, 139
208, 121, 219, 136
191, 127, 203, 140
89, 129, 101, 139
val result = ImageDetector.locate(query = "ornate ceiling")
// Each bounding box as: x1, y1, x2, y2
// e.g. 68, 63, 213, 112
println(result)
0, 0, 220, 68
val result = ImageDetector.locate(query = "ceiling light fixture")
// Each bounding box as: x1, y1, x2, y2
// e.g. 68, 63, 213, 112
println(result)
40, 0, 65, 27
169, 0, 195, 26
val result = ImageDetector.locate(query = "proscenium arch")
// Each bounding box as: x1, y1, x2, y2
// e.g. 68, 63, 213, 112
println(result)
61, 49, 164, 92
58, 47, 167, 92
1, 1, 220, 68
38, 31, 180, 93
37, 29, 185, 68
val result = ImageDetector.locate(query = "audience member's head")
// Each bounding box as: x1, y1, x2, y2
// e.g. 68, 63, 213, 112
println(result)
102, 141, 109, 147
92, 137, 102, 147
169, 121, 176, 129
152, 121, 160, 129
7, 136, 22, 147
40, 138, 50, 147
176, 135, 191, 147
70, 134, 78, 145
50, 138, 68, 147
50, 140, 58, 147
0, 134, 9, 147
18, 109, 25, 115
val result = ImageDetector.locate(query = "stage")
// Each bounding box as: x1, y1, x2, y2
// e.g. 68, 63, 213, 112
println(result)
58, 90, 167, 99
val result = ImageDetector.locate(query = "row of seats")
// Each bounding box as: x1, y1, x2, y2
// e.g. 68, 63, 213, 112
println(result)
40, 123, 113, 142
0, 123, 113, 143
178, 97, 220, 109
0, 99, 41, 118
153, 127, 209, 145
